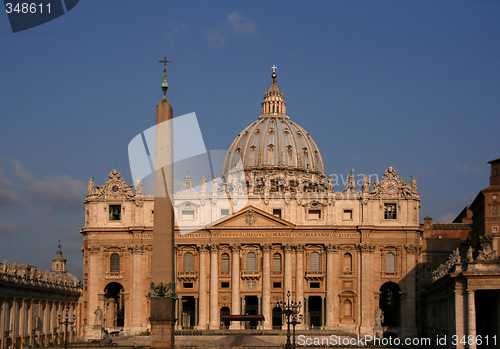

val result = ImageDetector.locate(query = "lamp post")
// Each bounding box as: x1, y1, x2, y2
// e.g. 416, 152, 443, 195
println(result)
57, 307, 76, 349
276, 290, 302, 349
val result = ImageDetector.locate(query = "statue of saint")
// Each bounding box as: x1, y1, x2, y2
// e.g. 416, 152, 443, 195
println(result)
466, 246, 474, 263
134, 177, 142, 194
87, 178, 94, 195
94, 306, 103, 327
212, 177, 218, 194
375, 308, 384, 327
327, 176, 334, 192
362, 174, 370, 193
411, 176, 418, 193
200, 176, 208, 193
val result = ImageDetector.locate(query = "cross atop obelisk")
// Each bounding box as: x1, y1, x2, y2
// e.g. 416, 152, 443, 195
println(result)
159, 56, 172, 99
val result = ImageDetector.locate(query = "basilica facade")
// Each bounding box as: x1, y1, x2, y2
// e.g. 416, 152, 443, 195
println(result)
80, 72, 421, 340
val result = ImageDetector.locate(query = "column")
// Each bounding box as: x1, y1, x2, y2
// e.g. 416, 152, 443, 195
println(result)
262, 244, 272, 330
0, 298, 5, 349
404, 245, 418, 336
304, 296, 309, 329
325, 244, 336, 329
283, 244, 293, 297
295, 245, 305, 330
358, 244, 375, 335
197, 245, 208, 330
454, 288, 465, 349
130, 244, 144, 333
209, 245, 219, 329
230, 244, 241, 329
321, 296, 325, 328
467, 289, 476, 349
194, 297, 198, 328
86, 246, 100, 338
283, 244, 293, 330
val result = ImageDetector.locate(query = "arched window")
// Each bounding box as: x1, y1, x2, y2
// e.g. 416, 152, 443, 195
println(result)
273, 253, 282, 272
310, 252, 320, 271
343, 299, 352, 317
385, 252, 396, 273
110, 253, 120, 273
247, 252, 256, 271
221, 253, 230, 273
184, 252, 194, 272
343, 253, 352, 273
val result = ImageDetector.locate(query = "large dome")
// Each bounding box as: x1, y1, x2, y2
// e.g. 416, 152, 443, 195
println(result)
223, 73, 325, 178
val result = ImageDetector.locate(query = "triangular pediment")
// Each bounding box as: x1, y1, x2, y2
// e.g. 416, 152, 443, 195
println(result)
208, 205, 294, 229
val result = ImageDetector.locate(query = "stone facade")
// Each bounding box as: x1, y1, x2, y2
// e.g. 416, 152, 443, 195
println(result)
80, 73, 422, 340
0, 246, 81, 348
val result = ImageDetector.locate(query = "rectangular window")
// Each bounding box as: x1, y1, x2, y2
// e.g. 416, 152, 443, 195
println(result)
183, 282, 193, 288
492, 206, 498, 215
109, 205, 121, 221
343, 210, 353, 220
182, 210, 195, 220
221, 282, 230, 288
493, 226, 499, 233
384, 204, 397, 220
272, 209, 282, 218
310, 282, 320, 289
308, 209, 321, 220
273, 282, 282, 288
221, 209, 230, 217
493, 194, 498, 200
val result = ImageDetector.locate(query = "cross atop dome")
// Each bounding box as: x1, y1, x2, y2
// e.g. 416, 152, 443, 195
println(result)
271, 65, 277, 80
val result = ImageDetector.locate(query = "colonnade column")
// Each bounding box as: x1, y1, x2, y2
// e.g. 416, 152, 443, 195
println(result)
230, 244, 241, 329
209, 245, 219, 329
325, 244, 336, 330
197, 245, 208, 330
262, 244, 272, 330
295, 245, 305, 330
454, 288, 465, 349
467, 289, 476, 349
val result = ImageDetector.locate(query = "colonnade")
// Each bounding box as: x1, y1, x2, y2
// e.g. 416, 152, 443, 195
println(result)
0, 298, 78, 349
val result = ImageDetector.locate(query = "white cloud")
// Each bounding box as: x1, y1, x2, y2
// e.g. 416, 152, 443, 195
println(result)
0, 221, 24, 237
206, 28, 227, 47
227, 11, 255, 35
206, 11, 255, 47
437, 212, 457, 223
0, 168, 19, 205
12, 160, 86, 210
456, 162, 486, 175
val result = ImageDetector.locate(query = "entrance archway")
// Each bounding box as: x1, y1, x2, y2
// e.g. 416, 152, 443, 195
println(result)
220, 307, 230, 329
379, 282, 400, 328
244, 296, 259, 329
104, 282, 124, 329
272, 307, 282, 329
181, 296, 196, 329
308, 296, 322, 328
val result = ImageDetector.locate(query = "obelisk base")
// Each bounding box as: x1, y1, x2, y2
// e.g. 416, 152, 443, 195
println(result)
150, 298, 176, 349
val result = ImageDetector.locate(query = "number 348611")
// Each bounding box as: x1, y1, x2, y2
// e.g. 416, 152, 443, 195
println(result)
5, 3, 51, 14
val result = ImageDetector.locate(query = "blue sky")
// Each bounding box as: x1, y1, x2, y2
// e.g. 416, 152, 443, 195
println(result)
1, 1, 499, 277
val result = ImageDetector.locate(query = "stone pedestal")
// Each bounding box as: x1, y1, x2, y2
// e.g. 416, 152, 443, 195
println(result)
150, 298, 176, 349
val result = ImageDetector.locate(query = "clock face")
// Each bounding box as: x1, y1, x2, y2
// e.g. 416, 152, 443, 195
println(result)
384, 180, 398, 194
110, 184, 120, 193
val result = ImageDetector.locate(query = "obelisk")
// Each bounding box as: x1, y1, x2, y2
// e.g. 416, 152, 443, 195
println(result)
150, 57, 176, 349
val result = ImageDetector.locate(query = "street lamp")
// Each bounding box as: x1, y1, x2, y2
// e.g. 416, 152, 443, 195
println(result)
57, 307, 76, 349
276, 290, 302, 349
